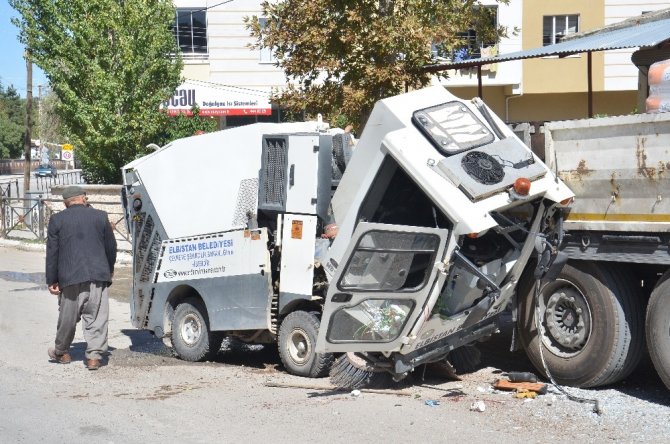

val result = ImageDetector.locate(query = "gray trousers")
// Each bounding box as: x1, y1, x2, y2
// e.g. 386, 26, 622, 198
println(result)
55, 281, 109, 360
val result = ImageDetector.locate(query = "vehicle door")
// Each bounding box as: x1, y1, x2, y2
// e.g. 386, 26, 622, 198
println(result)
316, 222, 449, 353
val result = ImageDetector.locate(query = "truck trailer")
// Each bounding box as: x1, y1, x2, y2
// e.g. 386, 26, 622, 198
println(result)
515, 112, 670, 390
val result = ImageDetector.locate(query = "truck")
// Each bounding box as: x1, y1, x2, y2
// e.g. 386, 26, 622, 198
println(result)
513, 111, 670, 390
121, 86, 574, 382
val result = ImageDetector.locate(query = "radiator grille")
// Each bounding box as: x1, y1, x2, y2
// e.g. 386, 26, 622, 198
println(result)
141, 230, 162, 283
134, 214, 160, 283
134, 212, 147, 274
259, 137, 288, 211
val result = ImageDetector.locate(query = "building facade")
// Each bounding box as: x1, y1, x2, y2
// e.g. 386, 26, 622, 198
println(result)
170, 0, 669, 128
440, 0, 670, 122
171, 0, 284, 128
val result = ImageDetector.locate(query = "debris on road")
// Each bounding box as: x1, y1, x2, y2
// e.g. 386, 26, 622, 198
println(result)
470, 400, 486, 412
263, 380, 413, 397
493, 378, 547, 395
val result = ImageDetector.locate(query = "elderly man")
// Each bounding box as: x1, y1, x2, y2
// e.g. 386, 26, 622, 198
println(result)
46, 185, 117, 370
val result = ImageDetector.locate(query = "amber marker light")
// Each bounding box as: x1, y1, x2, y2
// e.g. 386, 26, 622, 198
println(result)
560, 197, 574, 206
513, 177, 531, 196
467, 232, 479, 239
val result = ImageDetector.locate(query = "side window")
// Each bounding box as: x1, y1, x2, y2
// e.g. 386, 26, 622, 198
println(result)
339, 231, 440, 292
543, 15, 579, 46
450, 5, 498, 61
173, 8, 208, 56
258, 17, 274, 63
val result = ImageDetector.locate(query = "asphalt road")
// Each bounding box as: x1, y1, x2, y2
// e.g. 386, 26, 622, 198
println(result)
0, 244, 668, 443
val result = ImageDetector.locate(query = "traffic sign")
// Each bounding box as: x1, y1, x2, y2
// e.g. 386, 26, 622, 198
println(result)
61, 144, 73, 161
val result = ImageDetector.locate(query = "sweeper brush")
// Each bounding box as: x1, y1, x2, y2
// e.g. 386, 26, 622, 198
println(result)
329, 353, 386, 389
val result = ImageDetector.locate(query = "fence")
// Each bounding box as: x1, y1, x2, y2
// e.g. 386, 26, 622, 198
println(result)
34, 171, 84, 192
0, 179, 18, 198
0, 193, 131, 250
0, 159, 69, 175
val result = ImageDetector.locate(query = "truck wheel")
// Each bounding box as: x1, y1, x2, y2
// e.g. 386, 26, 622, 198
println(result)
517, 261, 644, 388
171, 298, 224, 362
278, 311, 333, 377
646, 273, 670, 391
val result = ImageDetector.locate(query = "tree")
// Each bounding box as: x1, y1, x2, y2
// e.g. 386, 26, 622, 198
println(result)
0, 82, 26, 159
36, 91, 64, 160
10, 0, 183, 183
247, 0, 506, 130
154, 106, 219, 146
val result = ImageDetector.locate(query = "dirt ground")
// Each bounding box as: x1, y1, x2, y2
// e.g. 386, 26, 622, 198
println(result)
0, 244, 668, 443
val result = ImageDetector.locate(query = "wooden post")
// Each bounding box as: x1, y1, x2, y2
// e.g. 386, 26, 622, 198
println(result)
23, 51, 33, 198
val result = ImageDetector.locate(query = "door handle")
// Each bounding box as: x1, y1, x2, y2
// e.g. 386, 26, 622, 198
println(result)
289, 164, 295, 186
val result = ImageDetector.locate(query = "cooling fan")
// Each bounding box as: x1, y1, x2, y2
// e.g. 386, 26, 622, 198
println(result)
461, 151, 505, 185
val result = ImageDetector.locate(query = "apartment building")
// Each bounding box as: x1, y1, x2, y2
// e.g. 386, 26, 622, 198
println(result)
169, 0, 284, 128
167, 1, 669, 128
440, 0, 670, 122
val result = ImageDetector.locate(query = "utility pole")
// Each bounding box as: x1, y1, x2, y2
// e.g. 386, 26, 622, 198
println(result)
23, 51, 33, 198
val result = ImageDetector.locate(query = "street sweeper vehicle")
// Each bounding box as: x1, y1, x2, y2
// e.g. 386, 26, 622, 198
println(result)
121, 86, 573, 382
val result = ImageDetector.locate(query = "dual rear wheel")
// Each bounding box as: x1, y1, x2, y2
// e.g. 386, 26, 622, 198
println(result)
517, 261, 644, 388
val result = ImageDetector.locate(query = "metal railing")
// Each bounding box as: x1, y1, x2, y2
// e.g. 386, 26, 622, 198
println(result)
0, 179, 19, 198
34, 171, 84, 192
1, 195, 130, 246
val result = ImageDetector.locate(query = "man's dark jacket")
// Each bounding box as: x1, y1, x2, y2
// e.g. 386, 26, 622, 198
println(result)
46, 204, 117, 289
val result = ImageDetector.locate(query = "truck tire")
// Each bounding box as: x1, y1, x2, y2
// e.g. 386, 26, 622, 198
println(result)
517, 261, 644, 388
646, 272, 670, 391
278, 311, 333, 377
171, 298, 224, 362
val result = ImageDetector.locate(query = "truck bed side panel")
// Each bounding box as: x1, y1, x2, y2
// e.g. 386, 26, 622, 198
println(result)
546, 113, 670, 232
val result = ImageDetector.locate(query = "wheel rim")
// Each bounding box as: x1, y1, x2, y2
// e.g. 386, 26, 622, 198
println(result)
539, 279, 592, 358
180, 313, 202, 346
287, 328, 311, 366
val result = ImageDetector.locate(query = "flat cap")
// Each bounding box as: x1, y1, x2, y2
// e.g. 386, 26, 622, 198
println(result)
62, 185, 85, 200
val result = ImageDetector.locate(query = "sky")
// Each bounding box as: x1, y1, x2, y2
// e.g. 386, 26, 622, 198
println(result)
0, 0, 47, 97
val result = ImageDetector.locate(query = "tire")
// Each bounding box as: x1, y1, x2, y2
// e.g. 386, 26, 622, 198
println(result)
171, 298, 223, 362
278, 311, 334, 377
517, 261, 644, 388
646, 272, 670, 391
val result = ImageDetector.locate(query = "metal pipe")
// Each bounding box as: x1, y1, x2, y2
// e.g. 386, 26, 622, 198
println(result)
587, 51, 593, 118
477, 65, 483, 98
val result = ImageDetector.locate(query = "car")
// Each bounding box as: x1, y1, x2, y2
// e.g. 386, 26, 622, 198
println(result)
34, 164, 57, 178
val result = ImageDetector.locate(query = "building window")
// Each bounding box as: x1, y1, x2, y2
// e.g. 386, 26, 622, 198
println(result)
450, 6, 498, 62
543, 15, 579, 46
258, 17, 274, 63
173, 8, 208, 55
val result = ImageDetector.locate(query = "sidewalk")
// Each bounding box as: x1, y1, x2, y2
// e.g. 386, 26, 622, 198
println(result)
0, 237, 132, 265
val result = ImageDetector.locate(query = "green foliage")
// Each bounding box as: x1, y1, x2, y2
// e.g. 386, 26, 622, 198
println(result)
0, 82, 26, 159
10, 0, 183, 184
154, 107, 219, 147
246, 0, 506, 130
36, 91, 65, 159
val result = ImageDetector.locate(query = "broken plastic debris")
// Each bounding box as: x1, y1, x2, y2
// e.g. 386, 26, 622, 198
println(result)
350, 390, 361, 397
469, 400, 486, 412
424, 399, 440, 407
514, 389, 537, 399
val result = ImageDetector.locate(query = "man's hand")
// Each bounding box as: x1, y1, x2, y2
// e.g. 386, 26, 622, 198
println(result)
48, 283, 60, 295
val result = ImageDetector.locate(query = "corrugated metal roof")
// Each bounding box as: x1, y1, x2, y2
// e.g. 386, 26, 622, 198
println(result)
425, 16, 670, 72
